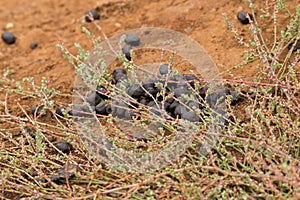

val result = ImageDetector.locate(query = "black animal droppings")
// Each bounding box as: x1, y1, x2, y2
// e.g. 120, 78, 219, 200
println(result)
181, 111, 200, 122
174, 87, 190, 98
95, 102, 111, 115
51, 163, 77, 184
96, 85, 110, 100
199, 85, 209, 99
55, 140, 72, 153
126, 83, 145, 98
122, 45, 132, 61
237, 11, 253, 25
31, 105, 45, 117
30, 42, 38, 49
85, 10, 100, 22
288, 40, 300, 52
56, 105, 67, 118
159, 64, 169, 75
184, 74, 199, 89
1, 31, 16, 44
68, 105, 94, 117
113, 68, 128, 83
125, 34, 140, 46
86, 92, 102, 106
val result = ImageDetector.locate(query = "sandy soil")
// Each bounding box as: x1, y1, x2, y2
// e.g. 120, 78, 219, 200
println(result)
0, 0, 297, 128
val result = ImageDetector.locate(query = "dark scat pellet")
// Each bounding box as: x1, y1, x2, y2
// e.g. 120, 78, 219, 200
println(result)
288, 40, 300, 52
159, 64, 169, 75
56, 106, 67, 118
113, 68, 128, 83
149, 103, 163, 117
126, 83, 144, 98
95, 102, 111, 115
184, 74, 199, 88
86, 92, 102, 106
199, 86, 209, 99
113, 68, 127, 75
122, 45, 132, 61
51, 163, 77, 184
206, 92, 218, 108
181, 111, 200, 122
1, 31, 16, 44
24, 126, 32, 134
237, 11, 253, 25
230, 91, 242, 105
30, 42, 38, 49
217, 88, 231, 104
169, 100, 179, 112
31, 105, 45, 117
125, 34, 140, 46
96, 85, 110, 100
112, 102, 128, 119
68, 105, 94, 117
54, 140, 72, 153
174, 87, 190, 98
144, 80, 162, 97
85, 10, 100, 22
139, 97, 150, 105
174, 104, 187, 118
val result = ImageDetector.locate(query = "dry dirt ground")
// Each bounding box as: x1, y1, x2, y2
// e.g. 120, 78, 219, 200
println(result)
0, 0, 297, 109
0, 0, 299, 198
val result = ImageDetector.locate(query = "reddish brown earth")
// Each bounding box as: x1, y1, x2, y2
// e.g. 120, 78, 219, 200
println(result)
0, 0, 297, 112
0, 1, 299, 199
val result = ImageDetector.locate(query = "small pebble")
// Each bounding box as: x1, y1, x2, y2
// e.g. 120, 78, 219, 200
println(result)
5, 23, 14, 29
125, 34, 140, 46
85, 10, 100, 22
115, 22, 121, 28
1, 31, 16, 45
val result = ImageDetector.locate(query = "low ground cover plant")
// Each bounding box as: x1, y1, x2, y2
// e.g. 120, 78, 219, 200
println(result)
0, 0, 299, 199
